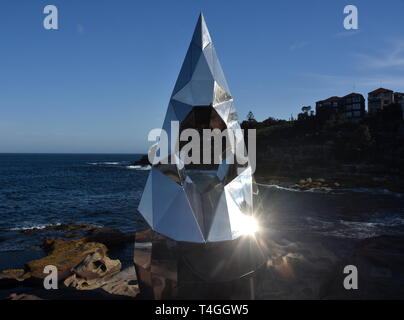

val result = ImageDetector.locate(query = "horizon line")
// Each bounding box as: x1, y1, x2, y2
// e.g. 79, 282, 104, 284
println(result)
0, 152, 148, 155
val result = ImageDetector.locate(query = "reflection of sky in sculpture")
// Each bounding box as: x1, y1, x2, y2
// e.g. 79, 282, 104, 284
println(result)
138, 14, 256, 243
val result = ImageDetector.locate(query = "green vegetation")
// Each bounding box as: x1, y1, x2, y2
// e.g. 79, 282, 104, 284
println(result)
241, 105, 404, 185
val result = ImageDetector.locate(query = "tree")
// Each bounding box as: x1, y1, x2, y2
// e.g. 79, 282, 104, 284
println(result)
350, 124, 373, 151
247, 111, 256, 122
301, 106, 311, 114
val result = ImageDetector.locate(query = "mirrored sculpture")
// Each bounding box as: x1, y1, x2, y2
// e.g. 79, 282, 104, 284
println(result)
134, 13, 267, 300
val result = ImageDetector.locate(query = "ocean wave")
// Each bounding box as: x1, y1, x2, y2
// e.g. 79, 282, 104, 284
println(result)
256, 183, 332, 193
126, 165, 151, 171
9, 222, 62, 231
88, 162, 121, 166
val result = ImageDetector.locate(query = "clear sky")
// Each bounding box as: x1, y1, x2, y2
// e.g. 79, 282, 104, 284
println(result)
1, 0, 404, 153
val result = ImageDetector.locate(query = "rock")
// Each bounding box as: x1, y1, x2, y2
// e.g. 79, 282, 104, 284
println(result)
64, 250, 121, 290
323, 235, 404, 299
0, 269, 31, 289
27, 238, 108, 280
135, 229, 153, 242
99, 266, 139, 297
316, 178, 326, 183
299, 179, 307, 185
306, 177, 312, 183
85, 228, 133, 247
63, 232, 79, 238
334, 182, 340, 187
132, 155, 151, 166
8, 293, 43, 300
256, 238, 338, 299
0, 269, 30, 281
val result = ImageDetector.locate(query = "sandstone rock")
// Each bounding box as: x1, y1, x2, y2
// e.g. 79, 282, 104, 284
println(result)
306, 177, 312, 183
100, 266, 139, 297
85, 228, 133, 247
63, 232, 79, 238
316, 178, 326, 183
299, 179, 307, 185
0, 269, 31, 290
0, 269, 30, 281
64, 250, 121, 290
8, 293, 42, 300
27, 238, 108, 280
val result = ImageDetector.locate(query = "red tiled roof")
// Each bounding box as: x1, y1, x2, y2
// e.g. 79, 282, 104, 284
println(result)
343, 92, 363, 98
316, 96, 341, 104
368, 88, 393, 94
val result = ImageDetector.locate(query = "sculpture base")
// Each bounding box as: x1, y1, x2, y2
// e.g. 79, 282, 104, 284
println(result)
133, 230, 267, 300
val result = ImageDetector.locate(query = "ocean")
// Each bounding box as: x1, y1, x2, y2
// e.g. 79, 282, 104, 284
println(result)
0, 154, 149, 251
1, 153, 404, 267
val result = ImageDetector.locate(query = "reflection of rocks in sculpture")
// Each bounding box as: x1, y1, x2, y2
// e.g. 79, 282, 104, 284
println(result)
134, 13, 267, 299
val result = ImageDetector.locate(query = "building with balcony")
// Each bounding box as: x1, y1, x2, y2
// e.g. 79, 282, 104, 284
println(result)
316, 93, 365, 123
341, 93, 366, 123
368, 88, 394, 114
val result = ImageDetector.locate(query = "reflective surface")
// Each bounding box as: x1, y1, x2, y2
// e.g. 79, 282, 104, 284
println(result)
134, 230, 268, 299
138, 13, 255, 243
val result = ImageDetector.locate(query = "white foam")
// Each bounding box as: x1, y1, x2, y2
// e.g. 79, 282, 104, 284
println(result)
10, 222, 62, 231
126, 165, 151, 171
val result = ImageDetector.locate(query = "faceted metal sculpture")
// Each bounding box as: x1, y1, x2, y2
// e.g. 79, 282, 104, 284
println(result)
138, 13, 255, 243
134, 13, 267, 300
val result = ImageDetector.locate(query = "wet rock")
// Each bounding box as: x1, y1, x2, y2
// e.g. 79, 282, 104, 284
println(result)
63, 232, 79, 238
64, 250, 121, 290
132, 155, 151, 166
334, 182, 340, 187
85, 228, 133, 247
256, 238, 339, 299
27, 238, 108, 280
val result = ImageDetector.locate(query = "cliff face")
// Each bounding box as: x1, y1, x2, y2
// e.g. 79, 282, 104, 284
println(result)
245, 114, 404, 190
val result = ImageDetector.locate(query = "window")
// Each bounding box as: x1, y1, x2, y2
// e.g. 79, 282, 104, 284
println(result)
354, 111, 361, 117
353, 103, 361, 110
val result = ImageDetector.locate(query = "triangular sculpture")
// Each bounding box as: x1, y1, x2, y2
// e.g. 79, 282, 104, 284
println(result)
138, 13, 255, 243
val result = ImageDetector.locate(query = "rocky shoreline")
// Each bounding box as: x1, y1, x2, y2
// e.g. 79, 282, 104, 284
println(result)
1, 218, 404, 299
255, 172, 404, 194
0, 223, 154, 300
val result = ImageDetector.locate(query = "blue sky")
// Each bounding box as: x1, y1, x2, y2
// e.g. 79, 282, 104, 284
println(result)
0, 0, 404, 153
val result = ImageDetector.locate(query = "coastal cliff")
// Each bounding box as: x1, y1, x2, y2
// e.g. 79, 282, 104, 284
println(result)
243, 110, 404, 192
